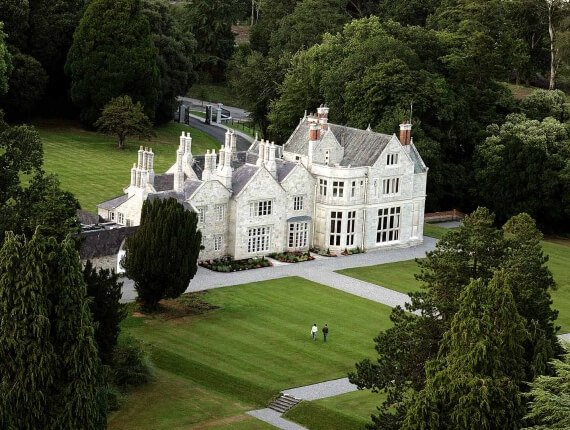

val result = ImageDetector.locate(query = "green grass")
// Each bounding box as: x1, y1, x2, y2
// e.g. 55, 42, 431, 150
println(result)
285, 390, 385, 430
187, 83, 241, 107
36, 119, 220, 212
423, 222, 451, 239
111, 277, 393, 429
338, 259, 421, 295
337, 238, 570, 332
543, 240, 570, 332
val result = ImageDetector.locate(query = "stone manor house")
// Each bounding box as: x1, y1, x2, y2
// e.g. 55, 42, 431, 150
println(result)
97, 106, 428, 260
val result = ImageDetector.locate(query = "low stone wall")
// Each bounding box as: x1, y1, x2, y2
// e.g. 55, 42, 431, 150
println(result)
424, 209, 465, 223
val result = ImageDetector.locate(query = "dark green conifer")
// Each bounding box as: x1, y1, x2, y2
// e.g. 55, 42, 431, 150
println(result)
402, 271, 528, 430
0, 232, 106, 429
122, 197, 201, 311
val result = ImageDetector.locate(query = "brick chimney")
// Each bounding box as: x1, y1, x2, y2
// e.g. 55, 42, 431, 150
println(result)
399, 121, 412, 146
317, 104, 329, 132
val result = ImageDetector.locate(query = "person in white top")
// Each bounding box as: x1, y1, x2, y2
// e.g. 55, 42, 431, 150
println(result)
311, 323, 318, 341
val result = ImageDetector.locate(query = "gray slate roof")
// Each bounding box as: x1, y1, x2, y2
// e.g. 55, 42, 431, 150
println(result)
232, 164, 259, 196
283, 120, 393, 167
147, 192, 192, 211
97, 194, 129, 210
277, 159, 297, 182
183, 180, 203, 198
154, 173, 174, 191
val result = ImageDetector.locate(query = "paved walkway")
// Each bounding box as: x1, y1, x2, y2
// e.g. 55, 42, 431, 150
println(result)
283, 378, 357, 401
179, 96, 250, 121
120, 237, 437, 304
247, 409, 308, 430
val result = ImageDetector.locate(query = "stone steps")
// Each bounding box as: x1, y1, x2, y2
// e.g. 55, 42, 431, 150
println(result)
268, 394, 301, 414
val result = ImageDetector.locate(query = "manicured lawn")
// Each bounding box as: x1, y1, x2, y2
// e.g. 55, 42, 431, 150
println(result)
423, 222, 451, 239
337, 239, 570, 332
543, 240, 570, 332
36, 119, 220, 212
110, 277, 393, 429
338, 259, 421, 295
285, 390, 385, 430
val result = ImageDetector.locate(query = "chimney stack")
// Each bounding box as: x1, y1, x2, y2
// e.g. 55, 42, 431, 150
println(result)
317, 104, 329, 132
257, 140, 266, 166
399, 121, 412, 146
265, 142, 277, 179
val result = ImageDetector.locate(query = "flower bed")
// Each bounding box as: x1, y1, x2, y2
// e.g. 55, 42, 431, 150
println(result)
341, 246, 365, 256
268, 251, 315, 263
199, 256, 271, 272
309, 247, 337, 257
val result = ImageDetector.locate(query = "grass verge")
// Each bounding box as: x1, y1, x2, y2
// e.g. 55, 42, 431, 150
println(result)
111, 277, 393, 429
35, 119, 220, 212
337, 238, 570, 332
285, 389, 385, 430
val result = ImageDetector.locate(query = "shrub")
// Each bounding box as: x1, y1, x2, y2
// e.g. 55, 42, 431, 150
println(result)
111, 336, 154, 389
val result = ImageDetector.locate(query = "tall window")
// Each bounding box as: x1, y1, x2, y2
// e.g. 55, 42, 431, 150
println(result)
377, 207, 401, 243
214, 235, 223, 251
293, 196, 304, 211
351, 181, 356, 198
110, 211, 115, 221
288, 222, 308, 248
382, 177, 400, 195
118, 212, 124, 224
214, 204, 226, 221
248, 226, 271, 253
197, 207, 206, 223
332, 181, 344, 198
250, 200, 272, 217
387, 153, 398, 165
373, 179, 378, 197
347, 211, 356, 246
329, 211, 343, 246
319, 179, 328, 196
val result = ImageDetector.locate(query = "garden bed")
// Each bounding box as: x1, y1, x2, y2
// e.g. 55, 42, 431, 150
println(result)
341, 247, 365, 256
199, 256, 271, 272
268, 251, 315, 263
309, 247, 337, 257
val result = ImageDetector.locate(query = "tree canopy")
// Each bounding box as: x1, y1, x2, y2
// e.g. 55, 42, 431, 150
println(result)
122, 198, 202, 311
0, 231, 106, 429
474, 113, 570, 231
0, 118, 79, 242
523, 351, 570, 430
349, 208, 561, 429
66, 0, 160, 126
95, 95, 154, 149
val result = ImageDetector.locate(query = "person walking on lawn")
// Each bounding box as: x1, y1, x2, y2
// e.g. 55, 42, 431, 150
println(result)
311, 323, 318, 341
322, 324, 329, 342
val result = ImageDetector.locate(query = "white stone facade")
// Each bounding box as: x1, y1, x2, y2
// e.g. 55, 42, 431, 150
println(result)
97, 107, 427, 260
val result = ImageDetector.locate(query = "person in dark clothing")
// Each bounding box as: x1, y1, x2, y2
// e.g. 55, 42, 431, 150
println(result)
322, 324, 329, 342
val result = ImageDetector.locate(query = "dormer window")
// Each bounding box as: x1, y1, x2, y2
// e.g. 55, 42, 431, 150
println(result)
387, 153, 398, 166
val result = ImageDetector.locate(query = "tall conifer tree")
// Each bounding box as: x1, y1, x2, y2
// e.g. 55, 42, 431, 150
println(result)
122, 197, 201, 311
402, 272, 528, 430
0, 232, 106, 429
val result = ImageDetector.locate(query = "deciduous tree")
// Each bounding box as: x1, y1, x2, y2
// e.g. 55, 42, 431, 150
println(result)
95, 95, 154, 149
474, 113, 570, 231
122, 198, 201, 311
